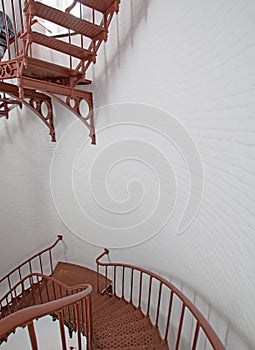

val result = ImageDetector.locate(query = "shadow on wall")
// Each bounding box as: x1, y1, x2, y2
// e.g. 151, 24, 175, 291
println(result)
91, 0, 152, 105
164, 273, 254, 350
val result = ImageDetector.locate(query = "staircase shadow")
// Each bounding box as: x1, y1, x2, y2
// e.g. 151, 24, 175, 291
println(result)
91, 0, 152, 108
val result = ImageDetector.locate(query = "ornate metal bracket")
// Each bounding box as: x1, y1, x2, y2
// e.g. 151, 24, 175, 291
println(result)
53, 93, 95, 144
19, 77, 96, 144
0, 94, 22, 119
0, 82, 55, 142
25, 97, 55, 142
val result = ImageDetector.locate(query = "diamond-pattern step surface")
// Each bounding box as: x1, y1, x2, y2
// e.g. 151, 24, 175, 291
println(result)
93, 296, 134, 319
29, 32, 96, 61
101, 345, 168, 350
94, 309, 144, 334
95, 329, 161, 349
94, 318, 152, 340
76, 0, 119, 14
25, 1, 106, 40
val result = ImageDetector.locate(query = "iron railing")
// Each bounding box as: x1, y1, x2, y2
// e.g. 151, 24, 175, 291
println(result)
0, 277, 93, 350
0, 0, 119, 76
96, 249, 225, 350
0, 235, 63, 299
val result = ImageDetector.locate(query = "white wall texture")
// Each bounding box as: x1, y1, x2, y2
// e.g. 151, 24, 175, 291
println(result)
0, 0, 255, 349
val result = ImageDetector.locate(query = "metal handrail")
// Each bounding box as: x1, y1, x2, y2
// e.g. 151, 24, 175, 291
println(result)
96, 249, 225, 350
0, 287, 92, 349
0, 272, 93, 350
0, 235, 63, 297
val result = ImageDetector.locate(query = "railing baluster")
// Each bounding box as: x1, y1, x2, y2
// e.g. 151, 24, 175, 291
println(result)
49, 250, 53, 274
191, 321, 200, 350
121, 267, 125, 299
58, 310, 67, 350
175, 303, 185, 350
164, 290, 174, 341
18, 0, 24, 33
138, 271, 143, 309
75, 303, 82, 350
113, 265, 117, 296
146, 275, 152, 316
155, 282, 162, 327
39, 254, 43, 274
10, 0, 18, 56
27, 321, 38, 350
130, 268, 134, 303
105, 265, 108, 292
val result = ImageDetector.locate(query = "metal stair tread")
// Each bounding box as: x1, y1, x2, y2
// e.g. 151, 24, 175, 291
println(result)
99, 345, 168, 350
93, 309, 144, 333
25, 1, 106, 40
95, 329, 162, 349
29, 32, 96, 61
94, 317, 152, 340
93, 295, 133, 316
76, 0, 119, 13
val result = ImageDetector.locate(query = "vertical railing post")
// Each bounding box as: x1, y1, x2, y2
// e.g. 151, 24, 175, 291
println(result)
155, 282, 162, 327
75, 302, 82, 350
10, 0, 19, 56
58, 310, 67, 350
175, 304, 185, 350
164, 290, 174, 341
191, 321, 200, 350
27, 321, 38, 350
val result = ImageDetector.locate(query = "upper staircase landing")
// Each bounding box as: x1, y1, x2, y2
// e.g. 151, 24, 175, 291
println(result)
0, 0, 120, 143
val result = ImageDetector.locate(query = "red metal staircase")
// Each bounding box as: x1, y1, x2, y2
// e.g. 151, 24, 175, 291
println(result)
0, 0, 120, 143
0, 237, 226, 350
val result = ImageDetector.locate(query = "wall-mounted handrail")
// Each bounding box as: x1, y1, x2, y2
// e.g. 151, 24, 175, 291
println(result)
0, 235, 63, 298
96, 250, 225, 350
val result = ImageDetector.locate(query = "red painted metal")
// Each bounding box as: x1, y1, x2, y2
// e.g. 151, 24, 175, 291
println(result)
96, 249, 226, 350
0, 235, 63, 301
0, 0, 121, 143
0, 272, 93, 348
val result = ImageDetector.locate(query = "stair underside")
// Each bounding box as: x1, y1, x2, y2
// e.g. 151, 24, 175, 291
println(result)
29, 32, 96, 61
25, 1, 106, 40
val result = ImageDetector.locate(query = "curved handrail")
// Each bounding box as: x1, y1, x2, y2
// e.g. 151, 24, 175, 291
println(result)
0, 272, 90, 312
0, 286, 92, 339
0, 235, 63, 298
96, 249, 225, 350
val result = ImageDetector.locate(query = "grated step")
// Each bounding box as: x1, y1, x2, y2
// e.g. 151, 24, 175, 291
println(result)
28, 32, 96, 61
94, 309, 144, 334
76, 0, 119, 14
94, 317, 152, 340
95, 329, 161, 349
93, 296, 134, 318
25, 1, 106, 40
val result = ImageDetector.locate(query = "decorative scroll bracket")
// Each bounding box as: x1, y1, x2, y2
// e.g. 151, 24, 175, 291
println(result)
19, 77, 96, 144
0, 82, 55, 142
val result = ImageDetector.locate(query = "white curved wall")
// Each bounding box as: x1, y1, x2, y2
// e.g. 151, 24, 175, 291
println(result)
0, 0, 255, 349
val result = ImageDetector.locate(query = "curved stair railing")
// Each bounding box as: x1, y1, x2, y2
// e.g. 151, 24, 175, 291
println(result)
0, 272, 93, 349
0, 235, 63, 300
0, 284, 92, 350
96, 249, 226, 350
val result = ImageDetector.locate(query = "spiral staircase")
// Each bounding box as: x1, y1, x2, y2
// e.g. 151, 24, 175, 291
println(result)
0, 0, 121, 143
0, 236, 225, 350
